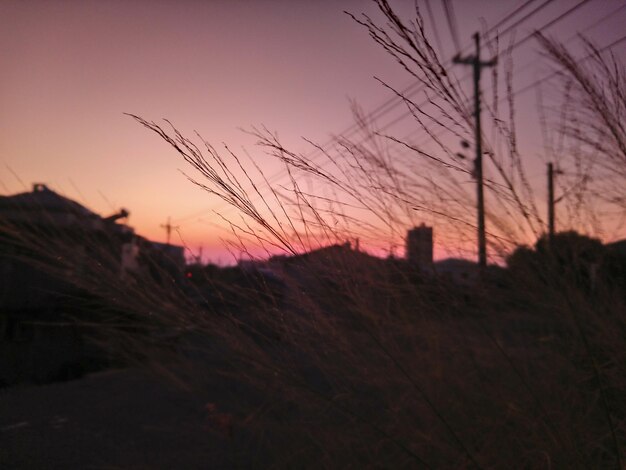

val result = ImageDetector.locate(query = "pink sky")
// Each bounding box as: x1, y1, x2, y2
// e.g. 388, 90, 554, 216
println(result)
1, 0, 625, 264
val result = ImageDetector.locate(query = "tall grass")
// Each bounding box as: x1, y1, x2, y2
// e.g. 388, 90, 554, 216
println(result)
122, 2, 625, 462
3, 0, 626, 467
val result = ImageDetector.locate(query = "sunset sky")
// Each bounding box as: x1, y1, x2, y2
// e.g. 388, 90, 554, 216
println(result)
2, 0, 625, 264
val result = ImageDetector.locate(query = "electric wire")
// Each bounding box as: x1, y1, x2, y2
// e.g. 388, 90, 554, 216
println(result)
171, 0, 552, 225
172, 0, 600, 233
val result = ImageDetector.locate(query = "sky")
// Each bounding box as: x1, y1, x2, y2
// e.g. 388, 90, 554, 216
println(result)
1, 0, 625, 264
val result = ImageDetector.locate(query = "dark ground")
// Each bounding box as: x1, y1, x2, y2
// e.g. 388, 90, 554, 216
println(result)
0, 369, 243, 469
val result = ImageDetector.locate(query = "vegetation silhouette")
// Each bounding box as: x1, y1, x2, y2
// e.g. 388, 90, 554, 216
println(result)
126, 1, 626, 463
2, 0, 625, 468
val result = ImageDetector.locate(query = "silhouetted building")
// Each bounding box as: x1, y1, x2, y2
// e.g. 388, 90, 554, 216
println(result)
150, 242, 184, 266
406, 224, 433, 268
137, 240, 186, 284
0, 183, 184, 385
434, 258, 478, 284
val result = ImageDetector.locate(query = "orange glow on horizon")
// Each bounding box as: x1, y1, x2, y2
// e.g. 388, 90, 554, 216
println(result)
2, 1, 625, 264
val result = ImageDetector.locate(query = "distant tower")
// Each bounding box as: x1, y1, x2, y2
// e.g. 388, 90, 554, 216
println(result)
406, 224, 433, 267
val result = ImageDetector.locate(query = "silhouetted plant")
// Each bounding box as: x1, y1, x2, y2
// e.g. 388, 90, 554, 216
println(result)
536, 31, 626, 232
120, 2, 626, 467
3, 1, 625, 467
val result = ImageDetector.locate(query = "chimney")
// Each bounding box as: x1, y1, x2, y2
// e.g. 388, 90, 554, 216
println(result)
406, 224, 433, 267
33, 183, 49, 192
103, 208, 130, 223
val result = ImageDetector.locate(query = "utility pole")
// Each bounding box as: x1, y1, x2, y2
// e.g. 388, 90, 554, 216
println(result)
454, 33, 497, 270
548, 162, 555, 245
547, 162, 564, 245
160, 216, 179, 245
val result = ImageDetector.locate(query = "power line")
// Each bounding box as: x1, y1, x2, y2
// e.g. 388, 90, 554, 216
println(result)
172, 0, 550, 225
488, 0, 543, 33
361, 28, 626, 252
423, 0, 445, 55
338, 0, 597, 163
309, 0, 598, 201
173, 0, 590, 228
408, 31, 626, 159
293, 0, 587, 177
504, 32, 626, 99
361, 25, 626, 238
491, 0, 593, 52
485, 0, 556, 47
432, 30, 626, 147
443, 0, 461, 53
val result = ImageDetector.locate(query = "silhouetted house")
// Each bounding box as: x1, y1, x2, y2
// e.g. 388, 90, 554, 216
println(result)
265, 242, 388, 314
135, 239, 186, 285
0, 184, 184, 385
268, 242, 382, 277
434, 258, 479, 284
406, 224, 433, 270
152, 242, 185, 268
